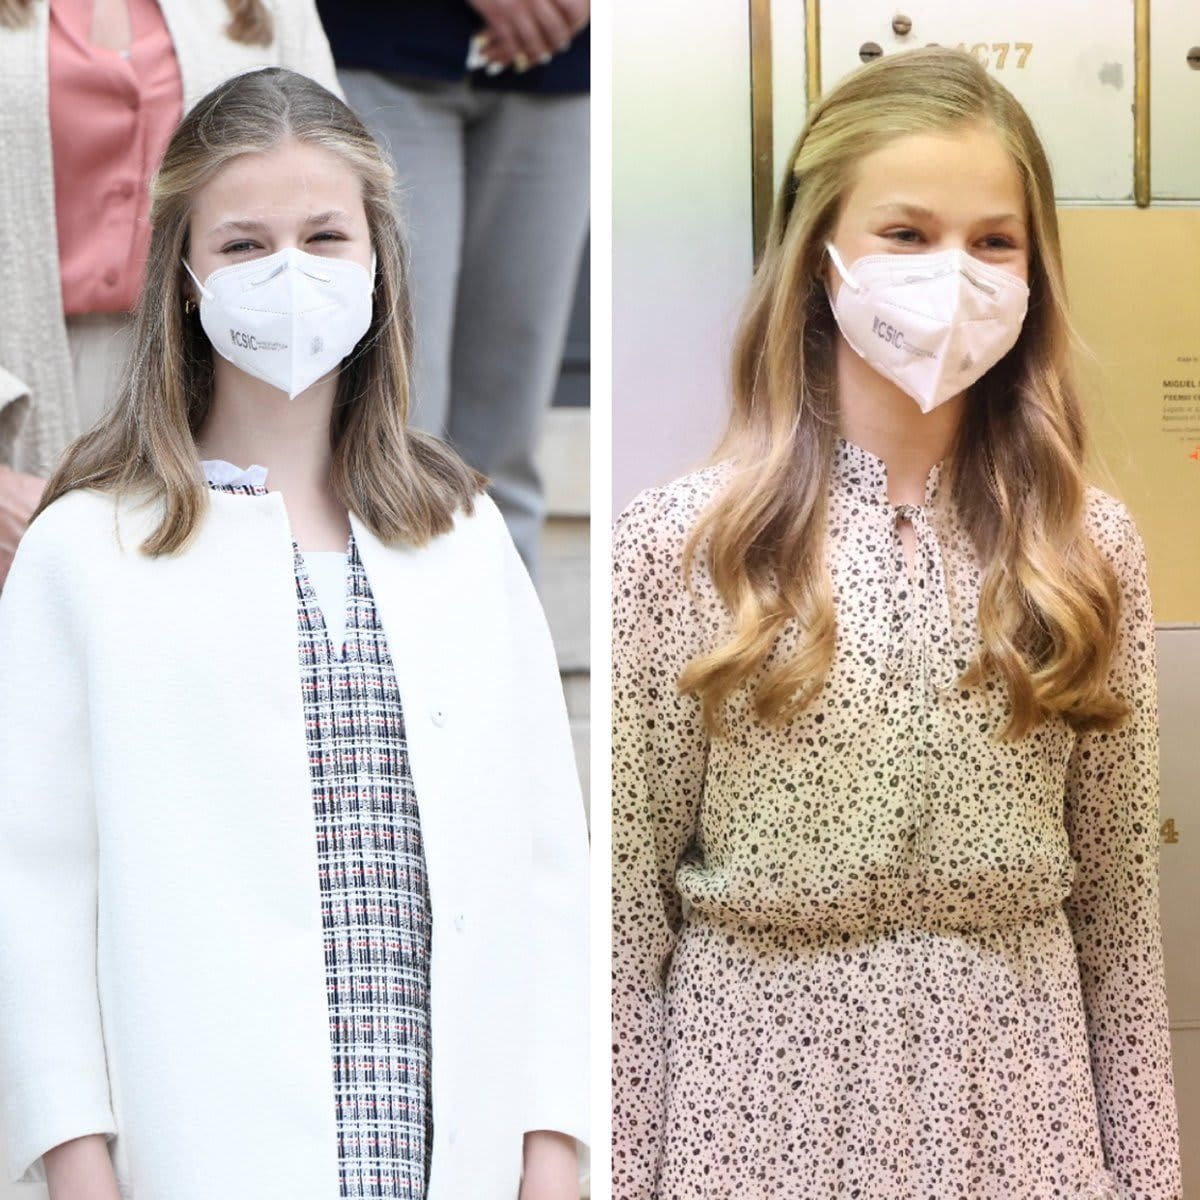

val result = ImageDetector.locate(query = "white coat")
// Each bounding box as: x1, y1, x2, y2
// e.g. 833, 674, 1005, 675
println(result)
0, 479, 590, 1198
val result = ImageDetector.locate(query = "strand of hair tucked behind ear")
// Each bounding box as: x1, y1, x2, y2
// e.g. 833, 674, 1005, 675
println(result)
676, 47, 1129, 744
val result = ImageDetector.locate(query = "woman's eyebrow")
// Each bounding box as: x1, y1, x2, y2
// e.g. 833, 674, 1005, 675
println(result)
871, 201, 1025, 226
978, 212, 1026, 226
207, 210, 352, 236
208, 218, 271, 236
872, 202, 938, 220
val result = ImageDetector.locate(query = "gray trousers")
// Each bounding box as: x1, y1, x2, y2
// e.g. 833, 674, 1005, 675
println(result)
338, 68, 590, 582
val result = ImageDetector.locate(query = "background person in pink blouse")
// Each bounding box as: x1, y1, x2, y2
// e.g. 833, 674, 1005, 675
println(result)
0, 0, 341, 587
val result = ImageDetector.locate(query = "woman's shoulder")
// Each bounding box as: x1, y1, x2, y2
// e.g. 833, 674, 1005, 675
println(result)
8, 485, 172, 592
14, 486, 123, 563
0, 488, 131, 623
613, 460, 736, 562
438, 487, 510, 553
407, 489, 529, 595
1081, 483, 1145, 570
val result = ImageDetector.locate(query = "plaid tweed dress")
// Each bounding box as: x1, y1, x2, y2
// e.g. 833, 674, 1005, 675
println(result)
206, 470, 434, 1198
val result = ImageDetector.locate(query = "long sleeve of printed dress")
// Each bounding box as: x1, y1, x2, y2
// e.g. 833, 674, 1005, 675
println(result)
1061, 504, 1181, 1199
611, 482, 712, 1199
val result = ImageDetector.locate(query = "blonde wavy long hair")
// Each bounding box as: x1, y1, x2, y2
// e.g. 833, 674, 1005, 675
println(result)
679, 47, 1127, 742
0, 0, 272, 42
33, 67, 483, 552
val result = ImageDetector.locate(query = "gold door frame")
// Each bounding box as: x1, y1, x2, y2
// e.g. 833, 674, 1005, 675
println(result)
1134, 0, 1150, 207
750, 0, 774, 263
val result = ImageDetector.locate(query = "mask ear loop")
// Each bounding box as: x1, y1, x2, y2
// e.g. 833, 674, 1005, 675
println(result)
180, 258, 213, 303
824, 241, 861, 293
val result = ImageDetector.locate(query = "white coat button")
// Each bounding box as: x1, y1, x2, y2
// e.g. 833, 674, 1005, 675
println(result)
454, 911, 466, 932
430, 705, 447, 727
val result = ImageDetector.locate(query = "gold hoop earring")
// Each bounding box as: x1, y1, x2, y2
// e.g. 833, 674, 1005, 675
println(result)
184, 297, 197, 316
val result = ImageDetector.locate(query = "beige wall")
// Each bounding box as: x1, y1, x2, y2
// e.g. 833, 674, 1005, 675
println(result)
611, 0, 753, 518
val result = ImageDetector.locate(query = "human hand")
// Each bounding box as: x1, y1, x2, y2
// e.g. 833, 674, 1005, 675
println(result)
0, 462, 46, 588
516, 1129, 579, 1200
469, 0, 589, 72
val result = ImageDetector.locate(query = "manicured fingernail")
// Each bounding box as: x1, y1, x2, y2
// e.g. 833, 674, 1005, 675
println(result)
485, 61, 504, 75
466, 37, 490, 69
538, 53, 552, 64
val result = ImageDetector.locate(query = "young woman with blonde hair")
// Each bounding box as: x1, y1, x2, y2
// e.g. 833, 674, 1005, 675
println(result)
0, 66, 588, 1200
612, 46, 1180, 1199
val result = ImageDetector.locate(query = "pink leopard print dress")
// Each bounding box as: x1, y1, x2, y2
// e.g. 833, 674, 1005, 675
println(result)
611, 437, 1181, 1199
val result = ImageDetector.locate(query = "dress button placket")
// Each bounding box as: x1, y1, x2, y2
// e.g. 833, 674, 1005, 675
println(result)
890, 504, 924, 887
891, 502, 955, 896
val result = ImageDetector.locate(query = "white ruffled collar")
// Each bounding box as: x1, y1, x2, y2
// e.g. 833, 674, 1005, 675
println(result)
199, 458, 269, 489
199, 459, 347, 560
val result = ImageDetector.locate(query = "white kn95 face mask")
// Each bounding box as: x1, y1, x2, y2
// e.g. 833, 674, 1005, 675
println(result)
824, 240, 1030, 414
182, 245, 376, 400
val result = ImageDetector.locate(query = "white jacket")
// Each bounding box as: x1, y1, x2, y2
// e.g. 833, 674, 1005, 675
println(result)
0, 0, 342, 475
0, 480, 590, 1198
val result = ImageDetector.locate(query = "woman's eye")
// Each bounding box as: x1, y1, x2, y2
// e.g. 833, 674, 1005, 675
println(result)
979, 235, 1016, 250
886, 229, 924, 244
310, 231, 345, 243
222, 240, 258, 254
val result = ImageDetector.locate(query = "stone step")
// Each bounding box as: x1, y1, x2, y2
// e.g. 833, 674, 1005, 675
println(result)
535, 407, 590, 814
562, 671, 589, 719
538, 406, 590, 518
539, 515, 590, 673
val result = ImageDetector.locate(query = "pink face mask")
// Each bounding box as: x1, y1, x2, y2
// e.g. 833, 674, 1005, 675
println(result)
824, 241, 1030, 414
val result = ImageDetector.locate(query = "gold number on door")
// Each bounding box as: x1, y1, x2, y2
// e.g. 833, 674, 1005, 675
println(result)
948, 41, 1033, 69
